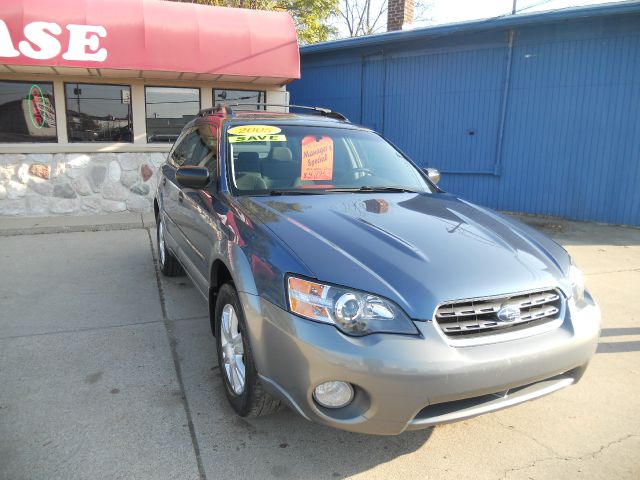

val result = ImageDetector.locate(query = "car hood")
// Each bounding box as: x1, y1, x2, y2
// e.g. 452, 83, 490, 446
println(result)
238, 193, 571, 319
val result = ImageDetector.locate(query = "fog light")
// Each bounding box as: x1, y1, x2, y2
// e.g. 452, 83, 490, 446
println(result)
313, 381, 354, 409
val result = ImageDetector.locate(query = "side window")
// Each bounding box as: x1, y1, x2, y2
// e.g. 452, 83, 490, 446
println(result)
184, 125, 219, 176
171, 130, 200, 166
167, 130, 187, 166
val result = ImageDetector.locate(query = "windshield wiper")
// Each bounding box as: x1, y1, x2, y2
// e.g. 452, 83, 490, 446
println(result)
265, 190, 326, 196
325, 186, 420, 193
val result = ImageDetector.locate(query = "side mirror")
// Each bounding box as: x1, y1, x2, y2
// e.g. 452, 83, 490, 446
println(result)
423, 167, 441, 185
176, 166, 210, 189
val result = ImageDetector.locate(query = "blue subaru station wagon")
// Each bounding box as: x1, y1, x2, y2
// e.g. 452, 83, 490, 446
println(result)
154, 104, 601, 435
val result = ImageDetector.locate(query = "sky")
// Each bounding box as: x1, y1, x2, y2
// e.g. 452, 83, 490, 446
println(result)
332, 0, 628, 36
425, 0, 623, 26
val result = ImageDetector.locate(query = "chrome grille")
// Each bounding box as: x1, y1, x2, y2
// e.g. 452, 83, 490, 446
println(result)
435, 288, 563, 338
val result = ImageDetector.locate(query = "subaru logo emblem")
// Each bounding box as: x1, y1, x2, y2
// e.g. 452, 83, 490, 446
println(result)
497, 305, 521, 322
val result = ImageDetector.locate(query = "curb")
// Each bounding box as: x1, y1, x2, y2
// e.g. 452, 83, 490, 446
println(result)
0, 212, 156, 236
0, 222, 147, 237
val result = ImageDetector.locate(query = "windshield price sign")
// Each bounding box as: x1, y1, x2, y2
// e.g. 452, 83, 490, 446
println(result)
228, 125, 281, 135
301, 135, 334, 181
228, 134, 286, 143
228, 125, 285, 143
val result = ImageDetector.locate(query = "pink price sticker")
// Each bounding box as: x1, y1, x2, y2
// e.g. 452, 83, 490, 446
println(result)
301, 135, 334, 181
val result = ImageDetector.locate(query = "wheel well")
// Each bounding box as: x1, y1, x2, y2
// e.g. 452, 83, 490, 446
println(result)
209, 260, 233, 336
210, 259, 233, 300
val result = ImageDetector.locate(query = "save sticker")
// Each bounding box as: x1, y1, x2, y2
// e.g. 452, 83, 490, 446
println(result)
228, 125, 281, 136
301, 135, 334, 181
228, 134, 286, 143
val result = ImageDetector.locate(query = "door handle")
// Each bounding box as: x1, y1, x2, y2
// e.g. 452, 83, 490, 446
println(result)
178, 191, 184, 203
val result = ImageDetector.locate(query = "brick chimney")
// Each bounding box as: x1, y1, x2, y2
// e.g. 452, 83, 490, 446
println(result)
387, 0, 414, 32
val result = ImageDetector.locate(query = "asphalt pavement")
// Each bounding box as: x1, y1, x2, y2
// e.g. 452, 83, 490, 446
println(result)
0, 213, 638, 480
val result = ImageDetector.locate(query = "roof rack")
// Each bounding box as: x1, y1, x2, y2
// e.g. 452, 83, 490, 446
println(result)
197, 105, 233, 117
197, 103, 349, 122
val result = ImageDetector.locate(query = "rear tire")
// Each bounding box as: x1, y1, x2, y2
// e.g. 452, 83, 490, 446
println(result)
156, 214, 184, 277
215, 283, 281, 417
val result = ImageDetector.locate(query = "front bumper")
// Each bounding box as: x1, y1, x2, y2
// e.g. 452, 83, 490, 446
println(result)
240, 291, 601, 435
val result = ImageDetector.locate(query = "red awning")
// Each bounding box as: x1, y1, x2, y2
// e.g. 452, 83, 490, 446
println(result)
0, 0, 300, 85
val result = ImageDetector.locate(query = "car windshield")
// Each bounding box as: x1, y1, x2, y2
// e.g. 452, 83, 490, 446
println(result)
226, 124, 434, 195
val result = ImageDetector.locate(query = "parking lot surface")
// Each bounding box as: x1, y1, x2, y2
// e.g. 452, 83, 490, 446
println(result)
1, 213, 639, 480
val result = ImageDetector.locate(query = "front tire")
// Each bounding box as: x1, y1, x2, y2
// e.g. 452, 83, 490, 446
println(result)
215, 283, 281, 417
156, 213, 184, 277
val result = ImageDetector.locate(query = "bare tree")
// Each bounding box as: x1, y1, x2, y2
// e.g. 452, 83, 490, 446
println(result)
336, 0, 430, 38
339, 0, 385, 37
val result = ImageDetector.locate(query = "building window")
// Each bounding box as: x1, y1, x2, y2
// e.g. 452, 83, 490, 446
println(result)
65, 83, 133, 143
214, 89, 266, 110
145, 86, 200, 143
0, 81, 57, 143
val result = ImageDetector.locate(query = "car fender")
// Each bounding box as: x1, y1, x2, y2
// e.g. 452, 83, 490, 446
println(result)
208, 238, 258, 296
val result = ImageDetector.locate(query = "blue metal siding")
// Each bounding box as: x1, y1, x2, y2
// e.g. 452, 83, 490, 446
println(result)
382, 46, 506, 174
292, 60, 362, 122
288, 9, 640, 225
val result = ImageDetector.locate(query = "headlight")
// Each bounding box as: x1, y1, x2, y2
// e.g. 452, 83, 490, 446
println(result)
569, 261, 585, 303
286, 276, 418, 336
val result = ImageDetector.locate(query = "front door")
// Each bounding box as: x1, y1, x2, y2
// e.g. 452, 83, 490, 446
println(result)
173, 124, 222, 292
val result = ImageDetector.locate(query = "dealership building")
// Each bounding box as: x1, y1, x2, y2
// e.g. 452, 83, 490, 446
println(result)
0, 0, 299, 216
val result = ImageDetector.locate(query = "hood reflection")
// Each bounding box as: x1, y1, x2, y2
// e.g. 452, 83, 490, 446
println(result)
363, 199, 390, 214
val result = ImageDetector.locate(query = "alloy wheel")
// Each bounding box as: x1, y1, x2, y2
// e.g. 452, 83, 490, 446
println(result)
158, 217, 166, 266
220, 304, 246, 395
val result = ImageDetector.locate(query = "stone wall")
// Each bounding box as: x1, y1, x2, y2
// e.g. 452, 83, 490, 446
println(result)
0, 152, 166, 216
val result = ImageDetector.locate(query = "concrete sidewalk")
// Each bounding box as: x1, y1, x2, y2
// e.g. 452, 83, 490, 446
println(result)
0, 214, 639, 480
